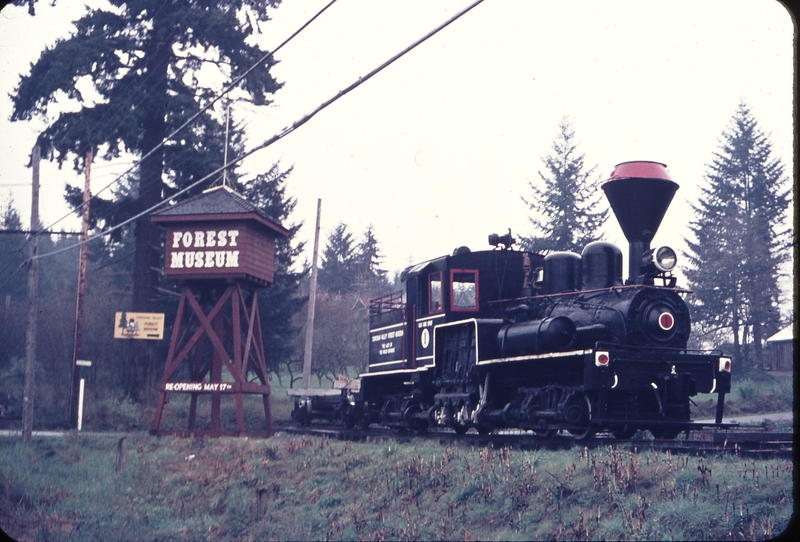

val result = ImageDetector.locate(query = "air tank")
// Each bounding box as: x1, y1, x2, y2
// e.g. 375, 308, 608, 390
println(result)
543, 252, 582, 294
581, 241, 623, 290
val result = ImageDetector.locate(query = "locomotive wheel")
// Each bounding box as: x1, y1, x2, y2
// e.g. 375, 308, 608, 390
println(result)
569, 426, 595, 440
292, 401, 310, 427
532, 424, 557, 438
651, 426, 682, 440
452, 403, 470, 435
611, 425, 637, 440
403, 403, 428, 435
565, 392, 594, 440
528, 390, 556, 437
475, 424, 493, 435
344, 404, 368, 430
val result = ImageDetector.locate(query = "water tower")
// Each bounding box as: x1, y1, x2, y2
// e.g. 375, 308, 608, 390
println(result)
149, 185, 288, 436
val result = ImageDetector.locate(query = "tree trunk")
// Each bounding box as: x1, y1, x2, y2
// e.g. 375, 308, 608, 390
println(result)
752, 321, 764, 368
126, 11, 170, 402
731, 306, 742, 369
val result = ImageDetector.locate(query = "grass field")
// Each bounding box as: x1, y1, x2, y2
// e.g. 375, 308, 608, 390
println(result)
691, 370, 793, 421
1, 431, 794, 541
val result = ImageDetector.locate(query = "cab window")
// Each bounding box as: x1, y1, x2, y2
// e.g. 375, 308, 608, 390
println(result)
451, 270, 478, 310
429, 272, 443, 313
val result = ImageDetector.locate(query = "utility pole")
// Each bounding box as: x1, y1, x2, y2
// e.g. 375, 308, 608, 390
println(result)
22, 144, 40, 442
69, 150, 92, 428
302, 199, 321, 390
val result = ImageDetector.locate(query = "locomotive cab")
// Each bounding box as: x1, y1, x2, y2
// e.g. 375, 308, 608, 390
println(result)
368, 246, 542, 372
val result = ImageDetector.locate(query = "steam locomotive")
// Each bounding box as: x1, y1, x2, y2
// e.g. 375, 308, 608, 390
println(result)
290, 161, 732, 439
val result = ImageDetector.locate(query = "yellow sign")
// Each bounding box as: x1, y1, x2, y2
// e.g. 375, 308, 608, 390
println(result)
114, 312, 165, 340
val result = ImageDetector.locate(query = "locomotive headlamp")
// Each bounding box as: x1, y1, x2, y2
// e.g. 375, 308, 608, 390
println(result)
653, 246, 677, 272
595, 351, 610, 367
718, 357, 732, 373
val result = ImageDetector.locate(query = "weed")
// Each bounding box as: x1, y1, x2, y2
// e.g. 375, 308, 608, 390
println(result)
1, 434, 795, 541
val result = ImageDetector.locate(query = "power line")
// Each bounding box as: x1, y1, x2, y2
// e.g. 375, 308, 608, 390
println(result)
31, 0, 487, 263
3, 0, 487, 287
0, 0, 340, 285
0, 230, 82, 235
38, 0, 340, 236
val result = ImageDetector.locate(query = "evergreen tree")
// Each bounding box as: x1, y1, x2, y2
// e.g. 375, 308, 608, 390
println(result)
241, 164, 307, 380
353, 224, 389, 296
318, 223, 358, 296
0, 198, 28, 366
11, 0, 280, 309
684, 102, 790, 368
9, 0, 282, 399
522, 117, 607, 254
0, 198, 27, 301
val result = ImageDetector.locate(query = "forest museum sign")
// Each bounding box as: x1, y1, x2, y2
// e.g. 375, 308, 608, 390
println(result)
151, 186, 290, 287
168, 228, 241, 269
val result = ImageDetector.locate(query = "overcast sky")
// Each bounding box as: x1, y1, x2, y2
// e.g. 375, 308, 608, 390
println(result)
0, 0, 794, 307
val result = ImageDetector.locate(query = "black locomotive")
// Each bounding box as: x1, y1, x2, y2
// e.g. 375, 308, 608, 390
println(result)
291, 161, 732, 439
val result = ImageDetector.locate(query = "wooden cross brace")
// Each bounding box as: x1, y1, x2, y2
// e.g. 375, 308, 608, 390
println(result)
151, 283, 273, 437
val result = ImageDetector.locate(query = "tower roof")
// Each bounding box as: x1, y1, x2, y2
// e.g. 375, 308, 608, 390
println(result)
152, 185, 288, 236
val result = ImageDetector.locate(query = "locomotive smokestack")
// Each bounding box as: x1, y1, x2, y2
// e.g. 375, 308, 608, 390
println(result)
601, 161, 679, 283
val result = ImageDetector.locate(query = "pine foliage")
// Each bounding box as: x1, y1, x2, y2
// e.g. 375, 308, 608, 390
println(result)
10, 0, 281, 307
318, 223, 390, 297
318, 223, 358, 296
9, 0, 283, 399
522, 117, 607, 254
684, 102, 791, 366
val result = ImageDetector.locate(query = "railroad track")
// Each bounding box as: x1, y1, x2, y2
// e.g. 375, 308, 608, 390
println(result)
275, 422, 793, 459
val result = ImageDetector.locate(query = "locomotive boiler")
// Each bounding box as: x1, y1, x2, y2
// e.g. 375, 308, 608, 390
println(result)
291, 161, 731, 439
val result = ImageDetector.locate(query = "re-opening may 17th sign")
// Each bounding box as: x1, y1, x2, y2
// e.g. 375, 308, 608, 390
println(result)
114, 312, 165, 340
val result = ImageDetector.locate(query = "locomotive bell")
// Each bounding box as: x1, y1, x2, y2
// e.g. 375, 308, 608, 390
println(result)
601, 161, 679, 283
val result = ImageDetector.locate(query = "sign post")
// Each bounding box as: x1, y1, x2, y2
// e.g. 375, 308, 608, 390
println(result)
75, 360, 91, 431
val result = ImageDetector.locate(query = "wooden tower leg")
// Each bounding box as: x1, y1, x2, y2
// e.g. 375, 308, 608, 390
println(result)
187, 335, 204, 430
210, 293, 225, 434
152, 282, 275, 437
232, 287, 245, 434
151, 288, 189, 434
250, 288, 273, 436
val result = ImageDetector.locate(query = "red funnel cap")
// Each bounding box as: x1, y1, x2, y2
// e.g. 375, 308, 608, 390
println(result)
601, 161, 678, 243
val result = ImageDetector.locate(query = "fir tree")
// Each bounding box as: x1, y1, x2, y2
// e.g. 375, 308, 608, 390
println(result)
0, 198, 27, 301
353, 224, 389, 296
522, 117, 607, 254
684, 102, 790, 368
318, 223, 358, 296
9, 0, 282, 399
11, 0, 280, 309
0, 198, 28, 366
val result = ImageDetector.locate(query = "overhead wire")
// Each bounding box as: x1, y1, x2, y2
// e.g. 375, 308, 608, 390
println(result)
38, 0, 339, 236
0, 0, 340, 286
5, 0, 487, 283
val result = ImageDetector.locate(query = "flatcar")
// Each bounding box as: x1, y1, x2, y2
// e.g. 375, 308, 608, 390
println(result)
290, 161, 731, 439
